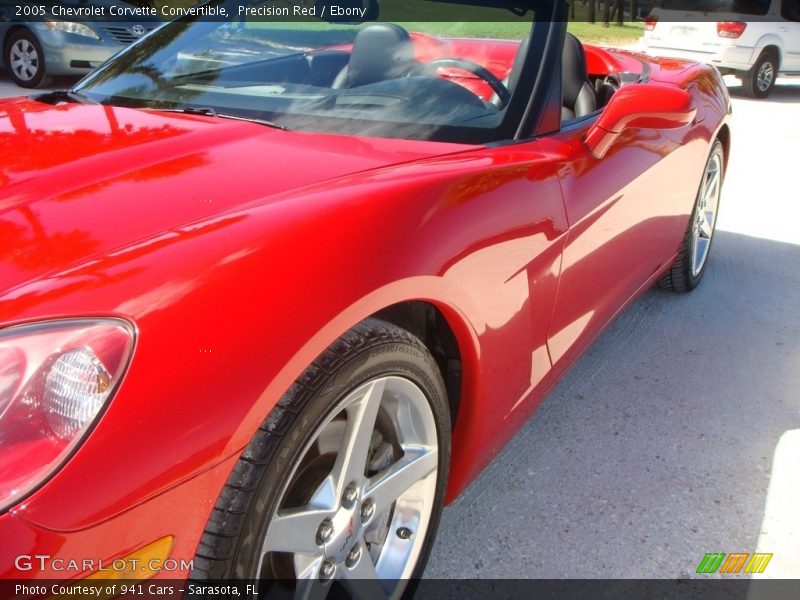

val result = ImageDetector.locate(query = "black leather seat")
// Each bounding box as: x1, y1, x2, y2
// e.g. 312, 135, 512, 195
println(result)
491, 35, 530, 107
506, 34, 531, 94
561, 33, 597, 121
331, 24, 416, 89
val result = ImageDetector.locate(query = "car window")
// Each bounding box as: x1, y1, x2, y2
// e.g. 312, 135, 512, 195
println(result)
782, 0, 800, 20
74, 0, 544, 143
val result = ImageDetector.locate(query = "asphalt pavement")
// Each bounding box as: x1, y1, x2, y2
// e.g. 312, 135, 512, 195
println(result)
1, 70, 799, 579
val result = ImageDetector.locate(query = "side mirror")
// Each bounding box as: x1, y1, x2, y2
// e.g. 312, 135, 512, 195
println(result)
585, 83, 696, 159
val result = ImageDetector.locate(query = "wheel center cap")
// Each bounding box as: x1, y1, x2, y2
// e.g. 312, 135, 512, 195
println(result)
324, 505, 361, 564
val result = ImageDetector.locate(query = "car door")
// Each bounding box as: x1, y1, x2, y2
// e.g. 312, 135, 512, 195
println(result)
539, 100, 703, 374
780, 0, 800, 72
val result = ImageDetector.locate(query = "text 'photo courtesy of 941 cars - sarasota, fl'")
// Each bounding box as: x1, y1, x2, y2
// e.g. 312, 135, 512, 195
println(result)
0, 0, 732, 597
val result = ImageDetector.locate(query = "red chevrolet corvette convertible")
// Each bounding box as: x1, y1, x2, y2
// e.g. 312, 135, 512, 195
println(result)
0, 0, 730, 596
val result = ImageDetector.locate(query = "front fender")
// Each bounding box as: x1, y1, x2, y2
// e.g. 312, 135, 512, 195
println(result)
6, 141, 566, 528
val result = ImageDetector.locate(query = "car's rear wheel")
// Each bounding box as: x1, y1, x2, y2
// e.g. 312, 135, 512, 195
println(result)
4, 30, 50, 88
741, 51, 777, 99
191, 318, 451, 599
659, 140, 724, 293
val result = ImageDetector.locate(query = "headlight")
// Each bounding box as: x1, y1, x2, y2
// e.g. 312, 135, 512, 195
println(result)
0, 319, 134, 512
46, 21, 101, 40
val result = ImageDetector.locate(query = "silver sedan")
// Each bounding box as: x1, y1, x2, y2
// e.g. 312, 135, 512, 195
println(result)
0, 0, 160, 88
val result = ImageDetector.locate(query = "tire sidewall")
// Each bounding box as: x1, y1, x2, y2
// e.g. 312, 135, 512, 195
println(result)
231, 338, 451, 588
5, 30, 47, 88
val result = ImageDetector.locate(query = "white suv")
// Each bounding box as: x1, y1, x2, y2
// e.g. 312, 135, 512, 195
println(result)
640, 0, 800, 97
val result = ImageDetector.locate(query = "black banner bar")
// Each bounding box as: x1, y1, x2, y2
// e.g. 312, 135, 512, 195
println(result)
1, 1, 795, 23
2, 579, 800, 600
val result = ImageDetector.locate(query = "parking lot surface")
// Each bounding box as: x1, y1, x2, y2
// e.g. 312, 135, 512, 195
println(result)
2, 71, 799, 579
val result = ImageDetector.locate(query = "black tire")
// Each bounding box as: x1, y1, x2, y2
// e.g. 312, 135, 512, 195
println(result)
740, 51, 778, 99
191, 318, 451, 598
659, 140, 725, 293
4, 29, 50, 89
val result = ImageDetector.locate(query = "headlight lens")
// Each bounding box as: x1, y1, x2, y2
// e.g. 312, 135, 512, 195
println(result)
46, 21, 101, 40
0, 319, 134, 512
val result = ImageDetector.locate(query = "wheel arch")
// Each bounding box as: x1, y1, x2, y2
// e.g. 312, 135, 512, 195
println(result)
371, 301, 464, 430
2, 24, 31, 53
715, 123, 731, 174
754, 38, 782, 69
225, 278, 484, 500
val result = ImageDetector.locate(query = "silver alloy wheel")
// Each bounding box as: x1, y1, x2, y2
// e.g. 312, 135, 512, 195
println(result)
756, 60, 775, 93
9, 38, 40, 82
690, 151, 722, 278
257, 376, 439, 600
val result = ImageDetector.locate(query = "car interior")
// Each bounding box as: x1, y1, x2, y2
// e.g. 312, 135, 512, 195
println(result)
317, 24, 615, 123
171, 24, 619, 128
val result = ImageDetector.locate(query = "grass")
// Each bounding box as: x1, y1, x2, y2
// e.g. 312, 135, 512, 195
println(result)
566, 1, 645, 45
568, 21, 644, 46
235, 0, 646, 47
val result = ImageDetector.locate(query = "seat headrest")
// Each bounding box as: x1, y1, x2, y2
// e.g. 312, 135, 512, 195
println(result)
562, 32, 589, 107
506, 34, 531, 94
345, 23, 415, 88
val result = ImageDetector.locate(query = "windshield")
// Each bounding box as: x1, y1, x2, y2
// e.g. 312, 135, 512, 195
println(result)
74, 1, 542, 142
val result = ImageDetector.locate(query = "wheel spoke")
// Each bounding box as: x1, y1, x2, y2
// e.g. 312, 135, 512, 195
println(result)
330, 379, 387, 493
262, 507, 333, 555
364, 447, 437, 511
338, 541, 388, 600
699, 214, 713, 239
694, 237, 709, 269
703, 170, 719, 207
293, 555, 330, 600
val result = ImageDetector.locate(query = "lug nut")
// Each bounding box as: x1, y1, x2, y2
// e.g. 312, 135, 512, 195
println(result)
345, 544, 362, 568
342, 482, 358, 507
360, 499, 375, 522
396, 527, 413, 540
317, 519, 334, 545
319, 561, 335, 580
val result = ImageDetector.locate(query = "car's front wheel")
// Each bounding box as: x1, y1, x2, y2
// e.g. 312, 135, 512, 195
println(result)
191, 318, 451, 599
4, 30, 50, 88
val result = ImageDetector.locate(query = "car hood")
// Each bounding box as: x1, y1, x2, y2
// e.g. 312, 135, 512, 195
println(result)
0, 99, 467, 292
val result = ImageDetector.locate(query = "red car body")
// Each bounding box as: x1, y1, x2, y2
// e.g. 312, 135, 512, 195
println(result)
0, 33, 730, 579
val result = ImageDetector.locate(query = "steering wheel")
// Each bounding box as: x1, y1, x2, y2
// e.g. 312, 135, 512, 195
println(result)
411, 58, 511, 108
